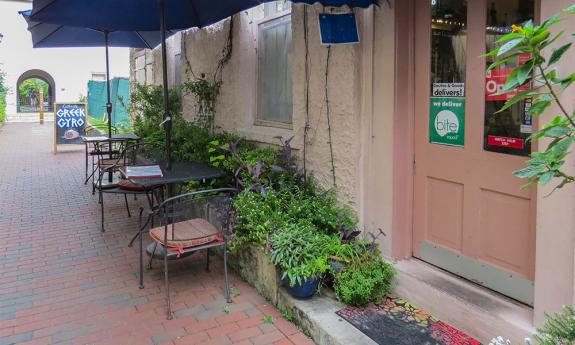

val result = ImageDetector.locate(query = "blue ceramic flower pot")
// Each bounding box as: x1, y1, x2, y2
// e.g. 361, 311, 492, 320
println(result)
283, 276, 320, 299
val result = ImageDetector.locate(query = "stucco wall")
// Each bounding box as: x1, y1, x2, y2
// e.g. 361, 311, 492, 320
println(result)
133, 3, 397, 255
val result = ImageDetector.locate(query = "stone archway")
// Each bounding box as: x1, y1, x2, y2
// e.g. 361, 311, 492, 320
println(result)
16, 69, 56, 113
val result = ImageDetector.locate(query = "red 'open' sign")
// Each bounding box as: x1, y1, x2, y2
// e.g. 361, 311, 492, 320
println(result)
485, 53, 532, 101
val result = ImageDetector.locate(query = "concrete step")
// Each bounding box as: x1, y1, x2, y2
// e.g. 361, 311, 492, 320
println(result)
6, 113, 54, 123
394, 259, 534, 344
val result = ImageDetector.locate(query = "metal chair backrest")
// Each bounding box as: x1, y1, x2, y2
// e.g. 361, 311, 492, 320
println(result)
96, 141, 165, 184
128, 141, 166, 167
157, 188, 237, 239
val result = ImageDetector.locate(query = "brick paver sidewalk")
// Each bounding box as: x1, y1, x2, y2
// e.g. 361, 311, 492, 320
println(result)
0, 123, 313, 345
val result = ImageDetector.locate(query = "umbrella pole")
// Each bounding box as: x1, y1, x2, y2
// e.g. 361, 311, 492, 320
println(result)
105, 30, 113, 183
158, 0, 172, 172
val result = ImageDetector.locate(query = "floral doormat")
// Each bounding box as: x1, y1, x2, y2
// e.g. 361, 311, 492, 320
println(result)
336, 297, 482, 345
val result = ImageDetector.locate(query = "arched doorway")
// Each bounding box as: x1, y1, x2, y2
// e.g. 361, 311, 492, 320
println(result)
16, 69, 56, 113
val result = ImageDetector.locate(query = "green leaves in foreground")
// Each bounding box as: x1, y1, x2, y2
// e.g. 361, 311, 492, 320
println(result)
487, 6, 575, 191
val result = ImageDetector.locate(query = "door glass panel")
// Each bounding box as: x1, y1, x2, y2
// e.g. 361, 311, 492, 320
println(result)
431, 0, 467, 84
484, 0, 534, 156
429, 0, 467, 147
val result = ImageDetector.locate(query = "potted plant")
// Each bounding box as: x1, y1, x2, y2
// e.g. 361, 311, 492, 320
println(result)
269, 222, 331, 299
327, 226, 361, 274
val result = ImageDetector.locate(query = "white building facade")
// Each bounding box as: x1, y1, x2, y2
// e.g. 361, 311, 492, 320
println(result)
0, 0, 130, 115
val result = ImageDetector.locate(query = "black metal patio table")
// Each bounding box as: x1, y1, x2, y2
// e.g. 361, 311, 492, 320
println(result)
121, 161, 222, 188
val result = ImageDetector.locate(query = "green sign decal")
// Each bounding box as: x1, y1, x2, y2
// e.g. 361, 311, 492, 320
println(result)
429, 97, 465, 147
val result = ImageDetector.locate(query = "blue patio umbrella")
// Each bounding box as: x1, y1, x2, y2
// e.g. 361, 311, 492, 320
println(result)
293, 0, 376, 7
29, 0, 276, 171
19, 9, 176, 141
30, 0, 376, 170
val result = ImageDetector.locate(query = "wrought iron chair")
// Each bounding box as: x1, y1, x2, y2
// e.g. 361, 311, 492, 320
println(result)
84, 126, 121, 187
137, 188, 237, 319
96, 141, 165, 232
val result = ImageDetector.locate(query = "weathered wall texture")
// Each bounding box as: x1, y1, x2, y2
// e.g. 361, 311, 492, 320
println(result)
133, 3, 396, 256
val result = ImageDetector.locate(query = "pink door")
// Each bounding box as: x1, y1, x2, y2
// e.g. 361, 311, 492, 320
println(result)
413, 0, 537, 305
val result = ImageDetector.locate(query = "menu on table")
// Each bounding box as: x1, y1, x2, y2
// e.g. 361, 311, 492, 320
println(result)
125, 165, 163, 179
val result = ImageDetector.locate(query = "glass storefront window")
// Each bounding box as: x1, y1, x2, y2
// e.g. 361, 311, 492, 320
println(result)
429, 0, 467, 147
484, 0, 534, 156
431, 0, 467, 85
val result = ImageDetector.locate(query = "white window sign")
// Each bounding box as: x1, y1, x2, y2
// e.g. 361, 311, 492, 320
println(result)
432, 83, 465, 97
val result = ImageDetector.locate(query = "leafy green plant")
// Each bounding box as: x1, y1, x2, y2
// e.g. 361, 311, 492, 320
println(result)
208, 140, 226, 168
334, 257, 395, 307
534, 305, 575, 344
486, 6, 575, 190
284, 187, 358, 235
263, 315, 274, 324
88, 116, 132, 134
131, 84, 182, 140
230, 286, 241, 298
269, 221, 333, 287
0, 74, 5, 123
280, 309, 295, 323
232, 188, 291, 249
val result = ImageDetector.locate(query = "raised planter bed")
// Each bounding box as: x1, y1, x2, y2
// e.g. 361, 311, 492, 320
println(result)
228, 245, 376, 345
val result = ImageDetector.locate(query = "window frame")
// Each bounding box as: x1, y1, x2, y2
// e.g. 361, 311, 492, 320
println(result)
134, 52, 147, 85
254, 3, 293, 129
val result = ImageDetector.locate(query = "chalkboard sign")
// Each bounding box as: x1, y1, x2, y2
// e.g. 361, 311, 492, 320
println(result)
319, 13, 359, 45
54, 103, 87, 152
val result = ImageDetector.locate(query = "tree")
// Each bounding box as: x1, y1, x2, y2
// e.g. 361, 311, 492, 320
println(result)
18, 78, 49, 99
486, 5, 575, 191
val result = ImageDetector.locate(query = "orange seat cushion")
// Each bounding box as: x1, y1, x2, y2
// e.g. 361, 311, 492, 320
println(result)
149, 219, 221, 251
117, 179, 147, 191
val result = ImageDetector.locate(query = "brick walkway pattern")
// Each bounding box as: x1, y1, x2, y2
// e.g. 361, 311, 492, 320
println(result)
0, 123, 313, 345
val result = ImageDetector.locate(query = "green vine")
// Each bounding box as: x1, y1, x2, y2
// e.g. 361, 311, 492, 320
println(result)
182, 16, 234, 133
182, 74, 222, 133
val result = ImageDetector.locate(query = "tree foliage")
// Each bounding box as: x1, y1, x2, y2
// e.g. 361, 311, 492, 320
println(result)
18, 78, 49, 99
486, 6, 575, 191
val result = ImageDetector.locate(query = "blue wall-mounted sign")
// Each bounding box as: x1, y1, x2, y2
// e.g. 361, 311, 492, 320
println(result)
319, 13, 359, 45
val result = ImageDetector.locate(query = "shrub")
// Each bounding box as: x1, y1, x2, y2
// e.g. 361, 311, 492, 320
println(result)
130, 83, 240, 168
334, 257, 395, 307
131, 84, 182, 140
0, 92, 5, 123
232, 188, 290, 249
284, 187, 357, 235
0, 69, 6, 123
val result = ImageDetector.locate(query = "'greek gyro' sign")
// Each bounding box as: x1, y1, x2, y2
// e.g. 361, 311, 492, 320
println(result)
54, 103, 87, 151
